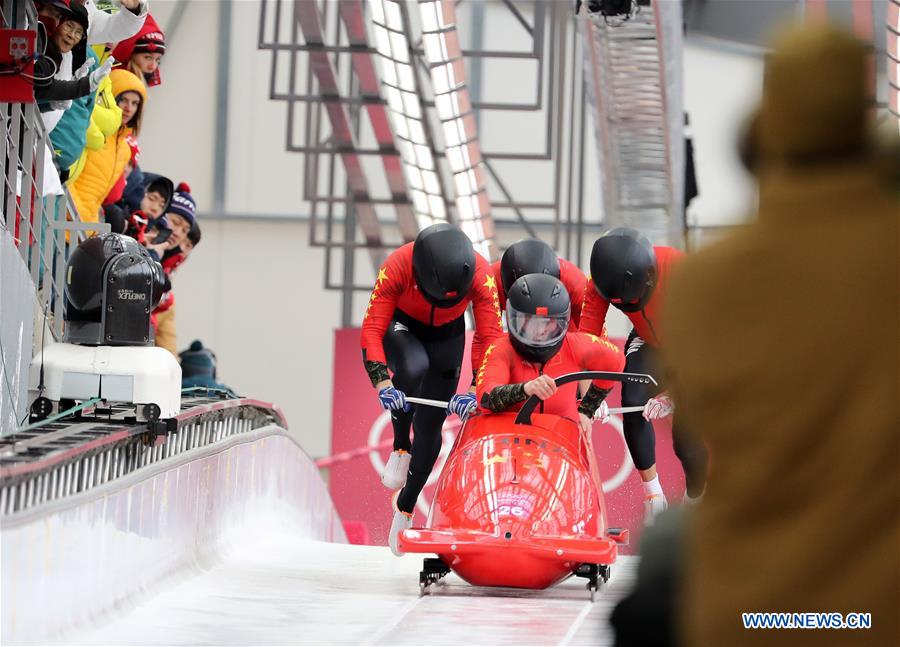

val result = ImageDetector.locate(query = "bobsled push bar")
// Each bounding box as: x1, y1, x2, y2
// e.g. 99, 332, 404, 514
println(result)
405, 371, 657, 424
514, 371, 656, 425
406, 396, 648, 416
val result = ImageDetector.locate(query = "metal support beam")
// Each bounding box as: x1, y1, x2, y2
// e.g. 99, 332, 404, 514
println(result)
338, 0, 418, 242
294, 0, 383, 246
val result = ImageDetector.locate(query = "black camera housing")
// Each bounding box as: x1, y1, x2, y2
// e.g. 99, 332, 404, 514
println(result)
64, 234, 166, 346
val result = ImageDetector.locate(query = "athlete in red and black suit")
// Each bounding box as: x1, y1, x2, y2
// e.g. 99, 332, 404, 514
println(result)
580, 227, 708, 522
360, 224, 503, 554
475, 273, 624, 431
491, 239, 588, 330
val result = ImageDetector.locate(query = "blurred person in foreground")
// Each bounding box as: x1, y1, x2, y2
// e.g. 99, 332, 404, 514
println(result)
662, 24, 899, 647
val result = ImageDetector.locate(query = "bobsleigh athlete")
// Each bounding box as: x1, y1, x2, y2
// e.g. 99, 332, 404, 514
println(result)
490, 239, 589, 330
360, 223, 503, 555
580, 227, 708, 523
474, 273, 624, 442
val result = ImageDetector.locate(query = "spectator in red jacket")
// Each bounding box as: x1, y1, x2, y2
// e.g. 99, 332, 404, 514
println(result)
492, 238, 588, 330
360, 223, 503, 555
476, 273, 624, 432
580, 228, 708, 524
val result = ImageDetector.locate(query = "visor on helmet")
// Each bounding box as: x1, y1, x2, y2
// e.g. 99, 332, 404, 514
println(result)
506, 302, 570, 349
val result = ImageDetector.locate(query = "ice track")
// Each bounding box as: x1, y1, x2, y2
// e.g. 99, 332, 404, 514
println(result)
68, 536, 638, 646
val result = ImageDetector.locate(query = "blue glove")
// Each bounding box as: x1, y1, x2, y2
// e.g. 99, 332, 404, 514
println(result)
378, 386, 410, 412
447, 392, 477, 419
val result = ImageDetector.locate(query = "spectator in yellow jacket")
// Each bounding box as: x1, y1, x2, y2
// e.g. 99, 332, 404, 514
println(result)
69, 68, 145, 223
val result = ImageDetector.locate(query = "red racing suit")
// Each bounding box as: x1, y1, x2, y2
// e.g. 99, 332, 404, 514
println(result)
580, 246, 683, 347
361, 242, 504, 386
491, 258, 588, 330
475, 332, 625, 421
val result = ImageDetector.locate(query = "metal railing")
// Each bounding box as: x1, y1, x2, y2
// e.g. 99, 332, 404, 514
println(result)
0, 0, 108, 343
0, 395, 287, 516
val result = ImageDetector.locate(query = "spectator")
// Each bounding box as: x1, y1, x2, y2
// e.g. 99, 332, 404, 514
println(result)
34, 3, 113, 132
663, 24, 900, 647
143, 214, 175, 260
102, 134, 140, 205
80, 0, 148, 48
116, 171, 172, 215
164, 182, 196, 249
103, 174, 174, 248
182, 220, 201, 256
160, 217, 201, 276
179, 340, 237, 396
69, 68, 145, 222
48, 47, 100, 180
67, 71, 122, 183
111, 12, 165, 87
146, 182, 197, 356
136, 175, 174, 220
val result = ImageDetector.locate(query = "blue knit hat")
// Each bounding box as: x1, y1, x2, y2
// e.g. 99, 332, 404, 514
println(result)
167, 182, 196, 227
179, 340, 216, 379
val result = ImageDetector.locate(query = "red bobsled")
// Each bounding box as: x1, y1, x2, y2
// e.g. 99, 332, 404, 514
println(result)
399, 371, 652, 597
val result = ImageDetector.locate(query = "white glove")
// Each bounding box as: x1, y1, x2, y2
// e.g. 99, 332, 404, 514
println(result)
74, 58, 94, 80
89, 58, 115, 92
593, 400, 610, 424
120, 0, 148, 15
643, 393, 674, 421
49, 99, 72, 111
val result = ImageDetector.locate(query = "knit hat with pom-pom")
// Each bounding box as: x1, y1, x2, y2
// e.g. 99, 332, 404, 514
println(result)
167, 181, 196, 227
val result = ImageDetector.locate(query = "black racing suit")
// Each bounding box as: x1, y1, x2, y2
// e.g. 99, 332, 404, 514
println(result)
621, 329, 708, 498
383, 310, 465, 513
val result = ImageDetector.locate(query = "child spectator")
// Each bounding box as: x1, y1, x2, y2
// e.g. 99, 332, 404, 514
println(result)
164, 182, 196, 249
149, 182, 197, 356
103, 174, 174, 247
116, 171, 172, 215
183, 220, 201, 255
138, 175, 174, 219
159, 219, 200, 276
111, 12, 165, 87
69, 68, 145, 222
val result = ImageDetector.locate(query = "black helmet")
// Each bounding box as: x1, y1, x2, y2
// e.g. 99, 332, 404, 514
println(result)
499, 239, 561, 294
589, 227, 657, 313
412, 223, 476, 308
506, 274, 571, 365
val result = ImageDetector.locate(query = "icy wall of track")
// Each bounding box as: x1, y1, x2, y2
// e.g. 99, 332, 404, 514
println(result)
0, 425, 346, 645
0, 229, 35, 435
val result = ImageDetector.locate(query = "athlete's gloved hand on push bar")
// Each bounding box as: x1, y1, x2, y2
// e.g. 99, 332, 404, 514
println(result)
446, 392, 477, 420
378, 385, 411, 412
643, 393, 674, 420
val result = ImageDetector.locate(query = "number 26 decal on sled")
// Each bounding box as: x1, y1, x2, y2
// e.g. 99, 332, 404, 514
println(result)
399, 371, 649, 599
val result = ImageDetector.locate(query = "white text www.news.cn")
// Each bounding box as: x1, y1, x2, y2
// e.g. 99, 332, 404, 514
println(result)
742, 612, 872, 630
